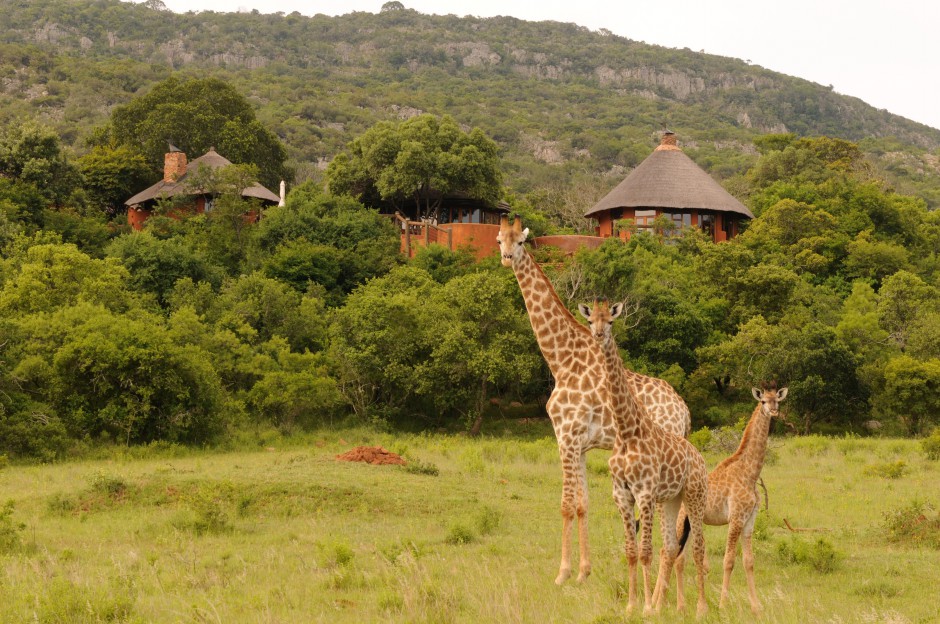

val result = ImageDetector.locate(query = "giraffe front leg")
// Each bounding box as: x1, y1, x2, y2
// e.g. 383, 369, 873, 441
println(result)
721, 518, 744, 609
555, 450, 580, 585
742, 528, 762, 615
576, 456, 591, 583
637, 497, 656, 616
612, 478, 638, 614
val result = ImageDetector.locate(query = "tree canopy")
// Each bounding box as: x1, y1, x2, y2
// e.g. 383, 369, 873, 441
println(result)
105, 76, 292, 190
326, 114, 503, 221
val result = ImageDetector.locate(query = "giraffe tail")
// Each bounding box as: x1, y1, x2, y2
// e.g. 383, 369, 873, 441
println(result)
676, 516, 691, 554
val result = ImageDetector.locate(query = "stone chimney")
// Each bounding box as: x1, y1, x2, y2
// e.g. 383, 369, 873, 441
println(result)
278, 180, 286, 207
164, 150, 188, 182
655, 130, 681, 152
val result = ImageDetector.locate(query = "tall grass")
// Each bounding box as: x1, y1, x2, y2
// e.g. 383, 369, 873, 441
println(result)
0, 425, 937, 622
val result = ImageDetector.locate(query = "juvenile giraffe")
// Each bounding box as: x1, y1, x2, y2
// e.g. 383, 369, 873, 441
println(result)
579, 300, 709, 616
675, 383, 789, 615
495, 216, 689, 585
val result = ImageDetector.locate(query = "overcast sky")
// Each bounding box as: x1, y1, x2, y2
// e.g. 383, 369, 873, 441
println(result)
158, 0, 940, 132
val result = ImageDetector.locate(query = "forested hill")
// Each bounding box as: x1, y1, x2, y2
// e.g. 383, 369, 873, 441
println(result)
2, 0, 940, 200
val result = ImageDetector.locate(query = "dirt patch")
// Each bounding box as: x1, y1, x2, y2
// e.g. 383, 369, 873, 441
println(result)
335, 446, 406, 466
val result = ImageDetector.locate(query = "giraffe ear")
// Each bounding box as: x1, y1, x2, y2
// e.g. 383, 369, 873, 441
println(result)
577, 303, 591, 320
609, 302, 624, 319
777, 387, 789, 402
752, 387, 763, 402
521, 227, 530, 241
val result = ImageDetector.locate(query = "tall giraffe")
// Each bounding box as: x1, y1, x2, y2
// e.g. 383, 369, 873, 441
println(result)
496, 217, 689, 584
579, 300, 709, 616
675, 382, 789, 615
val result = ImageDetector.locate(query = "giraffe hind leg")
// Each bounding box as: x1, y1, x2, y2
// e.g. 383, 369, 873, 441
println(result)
743, 509, 762, 614
554, 450, 581, 585
576, 456, 591, 583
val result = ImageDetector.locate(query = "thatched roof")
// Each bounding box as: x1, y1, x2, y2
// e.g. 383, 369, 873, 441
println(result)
585, 135, 754, 219
125, 149, 280, 206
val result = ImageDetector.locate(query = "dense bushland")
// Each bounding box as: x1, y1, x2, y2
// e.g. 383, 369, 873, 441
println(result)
2, 89, 940, 458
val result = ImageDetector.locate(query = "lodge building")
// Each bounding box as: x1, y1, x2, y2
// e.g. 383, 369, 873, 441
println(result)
124, 147, 281, 231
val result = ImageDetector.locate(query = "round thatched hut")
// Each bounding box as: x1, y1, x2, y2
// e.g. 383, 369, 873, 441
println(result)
586, 131, 753, 242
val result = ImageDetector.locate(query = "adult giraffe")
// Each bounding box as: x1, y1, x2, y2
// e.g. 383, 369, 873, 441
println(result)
496, 216, 689, 585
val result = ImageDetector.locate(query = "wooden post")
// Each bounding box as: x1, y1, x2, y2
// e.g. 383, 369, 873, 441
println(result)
403, 217, 411, 257
447, 227, 453, 250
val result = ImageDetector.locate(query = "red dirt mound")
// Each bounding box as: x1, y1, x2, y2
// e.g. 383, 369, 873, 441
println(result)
335, 446, 406, 466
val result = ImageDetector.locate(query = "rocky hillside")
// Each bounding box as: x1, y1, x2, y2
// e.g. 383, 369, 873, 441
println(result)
1, 0, 938, 202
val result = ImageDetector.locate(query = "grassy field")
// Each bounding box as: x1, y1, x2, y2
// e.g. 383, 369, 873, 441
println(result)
0, 423, 938, 623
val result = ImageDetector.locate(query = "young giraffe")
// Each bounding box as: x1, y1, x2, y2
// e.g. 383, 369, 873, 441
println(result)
579, 300, 709, 616
495, 216, 690, 585
675, 382, 789, 615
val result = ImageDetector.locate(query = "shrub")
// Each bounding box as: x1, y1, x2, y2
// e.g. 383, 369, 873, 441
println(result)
0, 499, 25, 553
883, 500, 940, 548
175, 484, 234, 535
922, 428, 940, 461
403, 457, 439, 476
476, 506, 501, 536
864, 460, 908, 479
776, 536, 843, 573
689, 427, 712, 451
445, 522, 476, 545
90, 472, 129, 498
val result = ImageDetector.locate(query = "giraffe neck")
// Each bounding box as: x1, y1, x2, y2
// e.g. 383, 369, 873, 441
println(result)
729, 404, 773, 483
599, 334, 649, 438
511, 250, 594, 373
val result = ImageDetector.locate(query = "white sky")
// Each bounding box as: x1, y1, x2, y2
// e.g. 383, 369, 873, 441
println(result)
158, 0, 940, 132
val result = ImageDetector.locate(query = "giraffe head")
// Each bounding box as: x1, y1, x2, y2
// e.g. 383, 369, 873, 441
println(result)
751, 383, 788, 418
497, 215, 530, 267
577, 299, 624, 346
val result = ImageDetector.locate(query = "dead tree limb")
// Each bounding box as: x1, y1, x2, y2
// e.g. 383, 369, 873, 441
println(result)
783, 518, 830, 533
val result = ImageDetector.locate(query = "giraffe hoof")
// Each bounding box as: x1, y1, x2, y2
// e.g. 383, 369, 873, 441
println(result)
554, 569, 571, 585
576, 567, 591, 583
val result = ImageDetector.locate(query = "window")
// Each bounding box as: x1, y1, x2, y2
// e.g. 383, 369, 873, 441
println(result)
667, 212, 692, 237
700, 213, 715, 240
635, 209, 656, 234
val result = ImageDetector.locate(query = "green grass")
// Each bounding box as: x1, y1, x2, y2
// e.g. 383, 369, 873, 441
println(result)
0, 425, 938, 623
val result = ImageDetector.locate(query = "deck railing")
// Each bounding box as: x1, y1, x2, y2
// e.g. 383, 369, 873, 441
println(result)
394, 212, 453, 257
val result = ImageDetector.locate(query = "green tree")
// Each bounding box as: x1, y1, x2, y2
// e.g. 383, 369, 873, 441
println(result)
419, 271, 542, 433
326, 114, 502, 221
106, 232, 222, 307
0, 120, 83, 207
107, 76, 291, 189
873, 356, 940, 435
246, 339, 342, 431
696, 316, 866, 433
78, 145, 153, 216
877, 270, 939, 351
0, 242, 133, 315
254, 183, 399, 298
328, 266, 439, 422
8, 303, 225, 444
